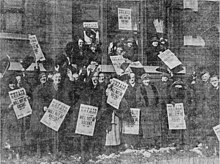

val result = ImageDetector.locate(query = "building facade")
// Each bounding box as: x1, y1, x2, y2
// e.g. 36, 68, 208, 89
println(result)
0, 0, 219, 75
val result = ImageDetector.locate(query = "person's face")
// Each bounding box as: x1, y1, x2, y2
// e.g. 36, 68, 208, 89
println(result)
9, 83, 16, 90
142, 79, 150, 86
127, 42, 133, 48
201, 72, 210, 82
116, 47, 123, 55
72, 73, 79, 81
129, 73, 135, 85
78, 39, 84, 48
16, 76, 21, 83
162, 76, 168, 82
98, 73, 105, 83
90, 45, 96, 53
92, 72, 99, 86
53, 73, 61, 85
210, 76, 219, 88
152, 41, 158, 47
40, 75, 47, 84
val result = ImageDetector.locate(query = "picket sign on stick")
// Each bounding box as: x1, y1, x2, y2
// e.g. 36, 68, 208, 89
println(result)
83, 22, 99, 45
110, 56, 126, 75
28, 34, 45, 62
122, 108, 140, 134
9, 88, 32, 119
167, 103, 186, 130
158, 49, 182, 69
153, 19, 164, 33
107, 78, 128, 109
213, 124, 220, 141
40, 99, 70, 131
75, 104, 98, 136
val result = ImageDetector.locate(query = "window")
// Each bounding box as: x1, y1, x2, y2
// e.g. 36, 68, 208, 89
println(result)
0, 0, 24, 33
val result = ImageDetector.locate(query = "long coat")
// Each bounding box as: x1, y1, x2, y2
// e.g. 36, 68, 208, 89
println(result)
2, 87, 23, 148
136, 84, 161, 140
29, 82, 66, 141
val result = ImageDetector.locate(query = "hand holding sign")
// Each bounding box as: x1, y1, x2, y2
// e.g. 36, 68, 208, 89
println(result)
107, 78, 128, 109
75, 104, 98, 136
40, 99, 70, 131
9, 88, 32, 119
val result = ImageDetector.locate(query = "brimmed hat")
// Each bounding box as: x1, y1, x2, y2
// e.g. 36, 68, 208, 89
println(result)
141, 73, 151, 81
199, 69, 210, 77
171, 80, 186, 89
151, 36, 159, 42
126, 37, 135, 43
8, 76, 17, 85
118, 74, 129, 81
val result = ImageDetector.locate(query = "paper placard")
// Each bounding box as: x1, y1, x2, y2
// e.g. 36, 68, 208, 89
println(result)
118, 8, 132, 30
153, 19, 164, 33
122, 108, 140, 134
83, 22, 98, 29
9, 88, 32, 119
158, 49, 182, 69
107, 78, 128, 109
75, 104, 98, 136
83, 22, 99, 44
213, 124, 220, 141
184, 0, 198, 11
110, 56, 126, 75
40, 99, 70, 131
167, 103, 186, 130
28, 34, 45, 61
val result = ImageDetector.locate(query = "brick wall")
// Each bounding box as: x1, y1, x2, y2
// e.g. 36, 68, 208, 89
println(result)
180, 0, 219, 74
0, 0, 73, 61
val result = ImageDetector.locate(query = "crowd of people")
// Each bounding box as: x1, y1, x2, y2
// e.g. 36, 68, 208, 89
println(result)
0, 36, 219, 160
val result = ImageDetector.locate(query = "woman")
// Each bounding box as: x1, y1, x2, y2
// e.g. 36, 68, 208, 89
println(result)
28, 72, 50, 156
68, 71, 108, 159
2, 77, 23, 159
136, 73, 161, 148
105, 74, 133, 152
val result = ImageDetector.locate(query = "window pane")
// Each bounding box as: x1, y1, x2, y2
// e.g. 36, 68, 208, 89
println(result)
4, 0, 23, 9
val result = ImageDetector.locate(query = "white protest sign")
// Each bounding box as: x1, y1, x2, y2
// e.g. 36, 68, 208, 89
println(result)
83, 22, 98, 29
158, 49, 182, 69
118, 8, 132, 30
28, 34, 45, 61
153, 19, 164, 33
9, 88, 32, 119
107, 78, 128, 109
123, 108, 140, 134
75, 104, 98, 136
83, 22, 99, 44
40, 99, 70, 131
110, 56, 126, 75
167, 103, 186, 130
213, 124, 220, 141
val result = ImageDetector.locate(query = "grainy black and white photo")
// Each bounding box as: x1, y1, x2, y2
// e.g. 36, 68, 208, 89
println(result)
0, 0, 219, 163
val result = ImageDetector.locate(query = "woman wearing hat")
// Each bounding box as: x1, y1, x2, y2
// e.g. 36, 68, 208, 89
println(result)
136, 73, 161, 148
123, 37, 138, 62
2, 76, 23, 159
28, 72, 50, 156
